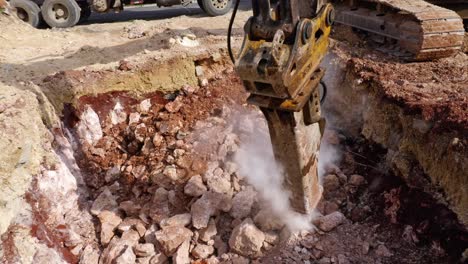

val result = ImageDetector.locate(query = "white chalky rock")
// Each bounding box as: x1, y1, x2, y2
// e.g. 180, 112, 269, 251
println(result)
230, 187, 256, 219
200, 218, 217, 242
184, 175, 207, 197
173, 239, 191, 264
133, 243, 155, 257
77, 106, 102, 145
229, 218, 265, 257
98, 210, 122, 246
115, 245, 136, 264
91, 187, 118, 215
129, 112, 141, 125
109, 102, 127, 125
191, 244, 214, 259
207, 172, 231, 194
191, 191, 232, 229
160, 213, 191, 228
155, 226, 193, 256
138, 99, 152, 114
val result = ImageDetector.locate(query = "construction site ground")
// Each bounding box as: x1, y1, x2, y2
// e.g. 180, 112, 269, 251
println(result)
0, 5, 467, 264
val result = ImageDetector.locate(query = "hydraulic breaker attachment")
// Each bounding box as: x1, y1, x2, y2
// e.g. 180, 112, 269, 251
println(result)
235, 1, 334, 214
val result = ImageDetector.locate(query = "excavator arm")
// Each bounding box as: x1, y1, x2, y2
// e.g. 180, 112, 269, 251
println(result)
231, 0, 335, 214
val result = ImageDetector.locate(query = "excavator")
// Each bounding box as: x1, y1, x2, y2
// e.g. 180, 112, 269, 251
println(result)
229, 0, 466, 215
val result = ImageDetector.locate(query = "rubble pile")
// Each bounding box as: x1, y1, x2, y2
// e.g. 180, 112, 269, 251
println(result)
72, 79, 297, 263
67, 72, 466, 263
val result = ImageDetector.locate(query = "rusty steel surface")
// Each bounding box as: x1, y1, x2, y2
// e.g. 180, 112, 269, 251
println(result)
334, 0, 466, 60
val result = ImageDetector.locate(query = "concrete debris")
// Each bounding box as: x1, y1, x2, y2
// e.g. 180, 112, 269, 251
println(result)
77, 106, 103, 145
115, 245, 136, 264
160, 213, 192, 228
230, 186, 256, 219
191, 191, 232, 229
80, 244, 100, 264
184, 175, 207, 197
229, 218, 265, 257
165, 97, 183, 113
129, 112, 141, 125
192, 244, 215, 259
134, 243, 156, 257
150, 187, 171, 223
98, 210, 123, 246
91, 187, 118, 215
109, 102, 128, 125
173, 239, 191, 264
155, 226, 193, 256
316, 211, 346, 232
200, 218, 217, 242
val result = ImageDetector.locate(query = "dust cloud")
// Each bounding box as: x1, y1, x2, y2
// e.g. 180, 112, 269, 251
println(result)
233, 112, 316, 232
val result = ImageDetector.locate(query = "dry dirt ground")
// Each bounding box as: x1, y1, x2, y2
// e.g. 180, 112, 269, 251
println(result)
0, 6, 467, 264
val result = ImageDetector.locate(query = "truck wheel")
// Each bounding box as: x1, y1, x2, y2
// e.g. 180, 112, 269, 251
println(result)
41, 0, 81, 28
79, 4, 91, 22
197, 0, 205, 12
10, 0, 42, 28
201, 0, 232, 16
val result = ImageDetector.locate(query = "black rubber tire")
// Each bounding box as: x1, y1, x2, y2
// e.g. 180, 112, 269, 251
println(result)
41, 0, 81, 28
79, 4, 91, 22
10, 0, 42, 28
197, 0, 205, 12
201, 0, 232, 16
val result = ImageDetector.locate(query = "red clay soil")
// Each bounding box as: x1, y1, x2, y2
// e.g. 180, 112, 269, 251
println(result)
331, 25, 468, 134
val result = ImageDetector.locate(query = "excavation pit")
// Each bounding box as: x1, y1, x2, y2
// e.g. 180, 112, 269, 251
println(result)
2, 47, 467, 263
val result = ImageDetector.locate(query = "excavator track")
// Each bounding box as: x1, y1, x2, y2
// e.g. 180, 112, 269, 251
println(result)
334, 0, 466, 60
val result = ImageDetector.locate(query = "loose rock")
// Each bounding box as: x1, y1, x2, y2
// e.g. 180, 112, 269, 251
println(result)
98, 210, 122, 246
155, 226, 193, 256
184, 175, 207, 197
229, 218, 265, 257
316, 211, 346, 232
173, 239, 191, 264
230, 187, 256, 219
191, 191, 232, 229
191, 244, 214, 259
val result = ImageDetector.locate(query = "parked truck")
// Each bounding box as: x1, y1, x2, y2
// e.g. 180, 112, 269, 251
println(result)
9, 0, 232, 28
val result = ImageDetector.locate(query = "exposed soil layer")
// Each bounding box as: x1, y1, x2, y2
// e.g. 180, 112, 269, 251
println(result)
331, 25, 468, 134
64, 69, 467, 263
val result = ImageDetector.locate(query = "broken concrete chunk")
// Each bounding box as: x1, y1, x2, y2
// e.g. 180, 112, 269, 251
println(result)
98, 210, 122, 246
115, 245, 136, 264
316, 211, 346, 232
207, 173, 231, 194
163, 165, 178, 181
138, 99, 152, 114
155, 226, 193, 256
230, 187, 256, 219
200, 218, 217, 242
77, 106, 103, 145
119, 200, 141, 216
109, 102, 128, 125
79, 244, 100, 264
191, 244, 214, 259
184, 175, 207, 197
134, 243, 156, 257
91, 187, 118, 216
164, 97, 183, 113
173, 239, 191, 264
149, 187, 171, 224
129, 112, 141, 125
229, 218, 265, 257
159, 213, 191, 228
191, 191, 232, 229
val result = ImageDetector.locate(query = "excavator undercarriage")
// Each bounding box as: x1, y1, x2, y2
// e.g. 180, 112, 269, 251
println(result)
334, 0, 467, 60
